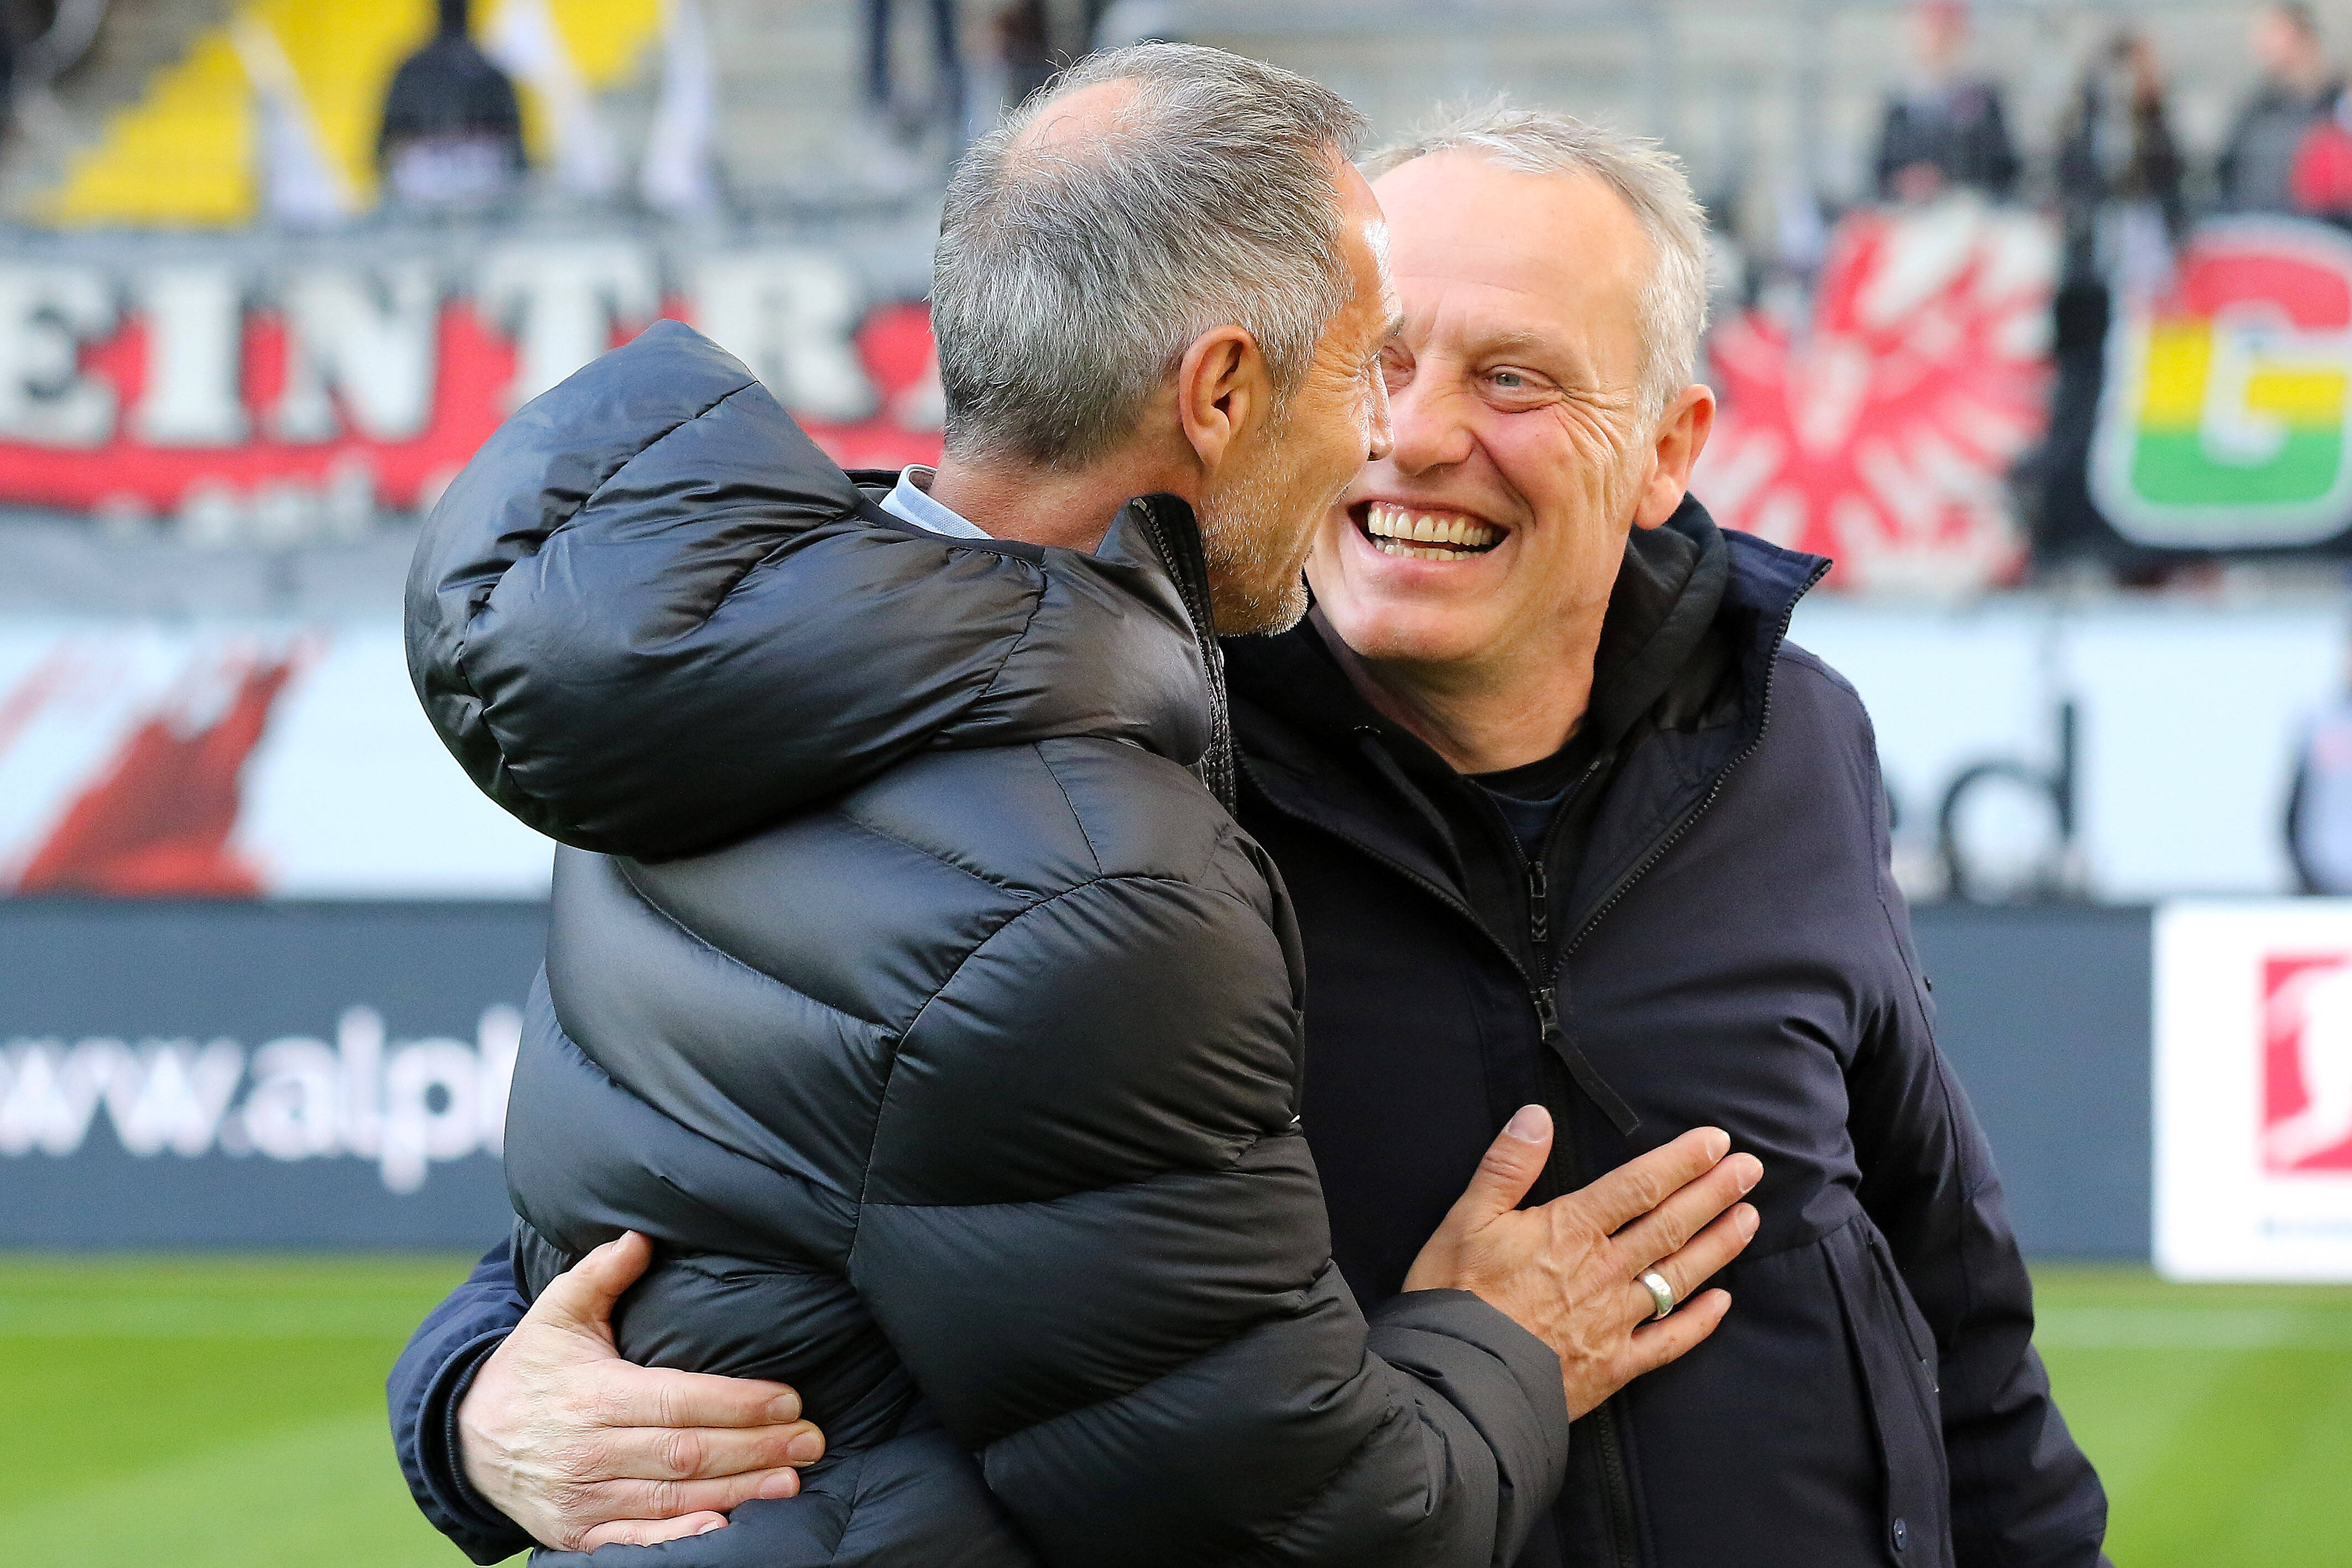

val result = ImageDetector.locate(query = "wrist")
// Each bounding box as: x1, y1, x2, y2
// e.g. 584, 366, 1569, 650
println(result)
422, 1331, 537, 1560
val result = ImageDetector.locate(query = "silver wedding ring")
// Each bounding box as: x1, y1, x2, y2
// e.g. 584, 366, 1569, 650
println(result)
1640, 1269, 1676, 1321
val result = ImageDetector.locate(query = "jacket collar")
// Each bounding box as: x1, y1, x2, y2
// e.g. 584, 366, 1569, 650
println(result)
409, 321, 1226, 858
1226, 496, 1827, 919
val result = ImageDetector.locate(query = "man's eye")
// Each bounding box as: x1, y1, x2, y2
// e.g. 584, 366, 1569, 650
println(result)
1492, 371, 1528, 390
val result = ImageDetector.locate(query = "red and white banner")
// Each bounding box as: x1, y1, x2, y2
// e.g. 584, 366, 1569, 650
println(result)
0, 622, 551, 898
2157, 900, 2352, 1280
0, 226, 942, 536
1696, 200, 2058, 594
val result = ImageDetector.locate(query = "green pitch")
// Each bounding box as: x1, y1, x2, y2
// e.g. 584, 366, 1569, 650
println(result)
2, 1256, 2347, 1567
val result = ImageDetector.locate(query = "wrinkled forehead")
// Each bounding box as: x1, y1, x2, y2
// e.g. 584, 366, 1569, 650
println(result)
1373, 154, 1650, 362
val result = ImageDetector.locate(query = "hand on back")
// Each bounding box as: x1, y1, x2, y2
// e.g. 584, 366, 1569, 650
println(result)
456, 1232, 827, 1549
1404, 1105, 1761, 1417
454, 1118, 1756, 1546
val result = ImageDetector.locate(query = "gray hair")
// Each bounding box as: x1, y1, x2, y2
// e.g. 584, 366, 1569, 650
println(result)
933, 44, 1366, 468
1365, 102, 1710, 421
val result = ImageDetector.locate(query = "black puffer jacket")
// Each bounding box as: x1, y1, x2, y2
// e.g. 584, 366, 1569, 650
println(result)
402, 321, 1569, 1568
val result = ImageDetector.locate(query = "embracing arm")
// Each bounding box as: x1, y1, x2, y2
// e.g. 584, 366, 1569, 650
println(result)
389, 1242, 538, 1565
388, 1234, 828, 1557
850, 867, 1752, 1567
851, 869, 1562, 1567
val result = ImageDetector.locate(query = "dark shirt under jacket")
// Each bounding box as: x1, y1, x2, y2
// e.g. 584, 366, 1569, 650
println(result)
1225, 499, 2109, 1568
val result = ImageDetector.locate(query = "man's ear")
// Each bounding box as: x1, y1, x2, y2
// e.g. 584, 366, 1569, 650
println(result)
1632, 384, 1716, 532
1174, 325, 1268, 477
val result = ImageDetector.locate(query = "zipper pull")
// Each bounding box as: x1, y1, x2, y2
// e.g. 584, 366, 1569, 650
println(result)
1527, 859, 1550, 947
1533, 985, 1563, 1039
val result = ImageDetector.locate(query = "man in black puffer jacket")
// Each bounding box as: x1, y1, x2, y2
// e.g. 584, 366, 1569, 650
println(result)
394, 46, 1760, 1568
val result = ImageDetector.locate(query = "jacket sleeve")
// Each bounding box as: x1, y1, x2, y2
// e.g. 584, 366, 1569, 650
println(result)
1846, 747, 2112, 1568
847, 869, 1569, 1568
388, 1239, 535, 1566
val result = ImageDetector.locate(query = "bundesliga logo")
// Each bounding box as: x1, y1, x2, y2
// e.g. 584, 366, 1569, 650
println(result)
2263, 954, 2352, 1174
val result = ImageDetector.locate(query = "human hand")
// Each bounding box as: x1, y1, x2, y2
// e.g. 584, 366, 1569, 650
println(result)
457, 1232, 828, 1549
1403, 1106, 1761, 1418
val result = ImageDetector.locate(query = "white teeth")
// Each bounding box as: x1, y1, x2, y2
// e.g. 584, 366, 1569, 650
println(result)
1362, 503, 1501, 559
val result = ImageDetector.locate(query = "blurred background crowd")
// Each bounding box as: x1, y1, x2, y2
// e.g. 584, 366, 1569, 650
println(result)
3, 0, 2352, 903
1, 6, 2350, 1568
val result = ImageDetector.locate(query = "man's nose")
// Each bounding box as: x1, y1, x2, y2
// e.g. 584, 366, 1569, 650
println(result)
1366, 364, 1395, 463
1386, 376, 1474, 476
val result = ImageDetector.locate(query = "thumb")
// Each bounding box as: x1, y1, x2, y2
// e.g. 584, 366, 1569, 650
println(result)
1451, 1105, 1553, 1228
530, 1231, 652, 1348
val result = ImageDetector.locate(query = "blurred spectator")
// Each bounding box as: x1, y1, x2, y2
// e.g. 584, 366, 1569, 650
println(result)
1091, 0, 1185, 51
0, 11, 18, 144
2053, 30, 2184, 296
866, 0, 966, 139
2218, 2, 2337, 215
2025, 31, 2194, 585
1872, 0, 2019, 204
991, 1, 1055, 113
2289, 639, 2352, 895
639, 0, 719, 216
377, 0, 525, 211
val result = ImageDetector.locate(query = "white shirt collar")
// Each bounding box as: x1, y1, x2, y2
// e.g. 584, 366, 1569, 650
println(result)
877, 465, 990, 540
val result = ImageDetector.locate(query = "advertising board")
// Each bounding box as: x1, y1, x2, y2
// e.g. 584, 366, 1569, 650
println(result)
0, 621, 551, 898
0, 223, 940, 539
2155, 900, 2352, 1281
0, 899, 539, 1247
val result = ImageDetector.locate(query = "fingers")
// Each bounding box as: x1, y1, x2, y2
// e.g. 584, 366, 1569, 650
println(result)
577, 1464, 808, 1536
1571, 1126, 1733, 1234
585, 1362, 808, 1432
578, 1512, 731, 1550
1609, 1150, 1762, 1274
1449, 1105, 1555, 1228
1622, 1203, 1757, 1326
1622, 1287, 1733, 1378
532, 1231, 654, 1343
592, 1416, 827, 1482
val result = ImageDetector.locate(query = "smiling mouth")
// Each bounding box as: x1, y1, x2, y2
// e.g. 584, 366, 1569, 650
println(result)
1355, 501, 1503, 561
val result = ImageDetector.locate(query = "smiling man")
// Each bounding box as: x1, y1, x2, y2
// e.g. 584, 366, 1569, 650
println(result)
389, 97, 2109, 1568
1224, 107, 2111, 1567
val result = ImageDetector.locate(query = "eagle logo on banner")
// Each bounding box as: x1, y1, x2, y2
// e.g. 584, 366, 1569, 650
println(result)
1695, 201, 2057, 593
2092, 218, 2352, 551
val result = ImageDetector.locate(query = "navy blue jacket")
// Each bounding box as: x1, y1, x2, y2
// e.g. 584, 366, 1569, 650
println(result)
1223, 502, 2106, 1568
393, 471, 2108, 1566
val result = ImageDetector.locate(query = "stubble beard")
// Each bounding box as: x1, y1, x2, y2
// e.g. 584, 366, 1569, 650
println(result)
1198, 444, 1315, 638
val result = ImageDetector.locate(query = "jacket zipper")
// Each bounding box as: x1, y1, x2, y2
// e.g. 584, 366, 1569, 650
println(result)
1236, 752, 1646, 1565
1523, 780, 1640, 1568
1239, 560, 1824, 1568
1131, 496, 1239, 813
1560, 560, 1829, 960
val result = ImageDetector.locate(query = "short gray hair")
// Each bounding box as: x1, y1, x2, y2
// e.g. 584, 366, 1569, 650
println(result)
933, 44, 1366, 468
1365, 102, 1710, 421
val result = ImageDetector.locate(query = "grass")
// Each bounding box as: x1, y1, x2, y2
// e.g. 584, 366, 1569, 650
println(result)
0, 1257, 2346, 1566
0, 1253, 513, 1568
